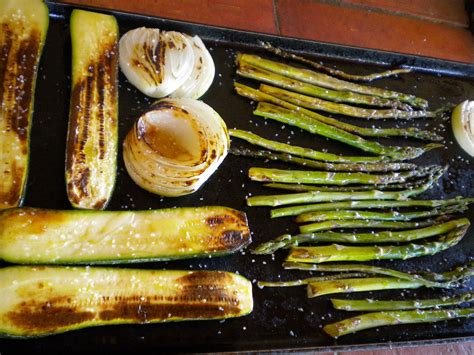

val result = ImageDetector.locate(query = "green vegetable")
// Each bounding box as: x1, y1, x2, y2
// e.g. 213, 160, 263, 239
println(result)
260, 41, 412, 82
0, 0, 49, 209
285, 225, 469, 263
230, 147, 417, 172
307, 277, 422, 298
230, 128, 389, 163
270, 195, 470, 218
234, 83, 440, 141
247, 168, 446, 207
299, 219, 439, 233
331, 293, 474, 311
237, 60, 402, 108
0, 207, 250, 264
282, 262, 466, 288
323, 308, 474, 338
66, 9, 118, 209
296, 205, 467, 223
0, 266, 253, 337
260, 84, 434, 119
254, 102, 441, 159
257, 273, 368, 288
248, 166, 438, 185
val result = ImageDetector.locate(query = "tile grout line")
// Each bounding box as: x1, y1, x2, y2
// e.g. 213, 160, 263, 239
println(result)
273, 0, 281, 35
311, 0, 469, 29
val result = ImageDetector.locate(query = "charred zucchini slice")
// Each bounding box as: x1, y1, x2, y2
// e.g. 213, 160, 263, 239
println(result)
0, 0, 49, 209
0, 207, 251, 264
0, 266, 253, 337
66, 10, 118, 210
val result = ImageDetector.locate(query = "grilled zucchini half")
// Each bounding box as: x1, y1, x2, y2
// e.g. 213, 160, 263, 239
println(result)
0, 266, 253, 337
0, 0, 49, 209
66, 9, 118, 210
0, 207, 251, 264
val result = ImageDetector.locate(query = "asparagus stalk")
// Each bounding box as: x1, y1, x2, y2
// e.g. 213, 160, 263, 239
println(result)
254, 102, 442, 159
271, 195, 472, 218
248, 166, 439, 186
299, 219, 441, 233
237, 61, 403, 108
229, 129, 390, 163
282, 262, 463, 288
264, 172, 437, 192
285, 225, 469, 263
247, 169, 446, 207
239, 54, 427, 108
230, 147, 418, 172
308, 277, 422, 298
323, 308, 474, 338
272, 218, 470, 245
423, 262, 474, 283
264, 182, 420, 192
260, 41, 412, 82
260, 84, 434, 119
330, 293, 474, 311
257, 273, 368, 288
234, 83, 441, 141
296, 205, 467, 223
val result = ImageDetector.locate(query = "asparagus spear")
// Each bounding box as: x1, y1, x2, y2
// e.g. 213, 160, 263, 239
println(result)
234, 83, 441, 141
247, 168, 446, 207
264, 182, 424, 192
257, 273, 368, 288
331, 293, 474, 311
260, 41, 412, 82
323, 308, 474, 338
271, 195, 472, 219
230, 147, 417, 172
229, 129, 390, 163
265, 218, 470, 245
239, 54, 427, 108
307, 277, 422, 298
237, 62, 403, 108
285, 225, 469, 263
260, 84, 434, 119
248, 166, 439, 186
299, 219, 441, 233
254, 102, 442, 159
282, 262, 464, 288
296, 205, 467, 223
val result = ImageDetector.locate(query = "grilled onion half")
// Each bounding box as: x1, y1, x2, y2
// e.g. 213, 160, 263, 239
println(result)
452, 100, 474, 157
123, 98, 229, 196
119, 27, 215, 99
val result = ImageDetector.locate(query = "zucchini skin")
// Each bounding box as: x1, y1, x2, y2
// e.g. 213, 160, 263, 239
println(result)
0, 207, 251, 264
66, 9, 118, 210
0, 266, 253, 337
0, 0, 49, 209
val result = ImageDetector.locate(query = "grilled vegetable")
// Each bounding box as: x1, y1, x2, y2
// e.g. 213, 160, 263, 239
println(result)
331, 293, 474, 311
0, 0, 49, 209
285, 225, 468, 263
260, 41, 412, 82
0, 266, 253, 337
66, 9, 118, 209
238, 54, 427, 108
323, 308, 474, 338
0, 207, 250, 264
451, 100, 474, 156
119, 28, 214, 99
123, 98, 229, 197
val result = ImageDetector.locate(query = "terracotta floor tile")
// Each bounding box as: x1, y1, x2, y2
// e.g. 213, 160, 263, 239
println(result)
342, 0, 469, 27
55, 0, 277, 34
277, 0, 474, 63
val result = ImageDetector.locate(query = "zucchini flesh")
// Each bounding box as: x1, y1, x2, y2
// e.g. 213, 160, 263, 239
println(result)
66, 10, 118, 210
0, 207, 251, 264
0, 266, 253, 337
0, 0, 49, 209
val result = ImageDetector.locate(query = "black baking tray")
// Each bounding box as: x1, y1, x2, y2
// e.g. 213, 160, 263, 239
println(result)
1, 1, 473, 353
